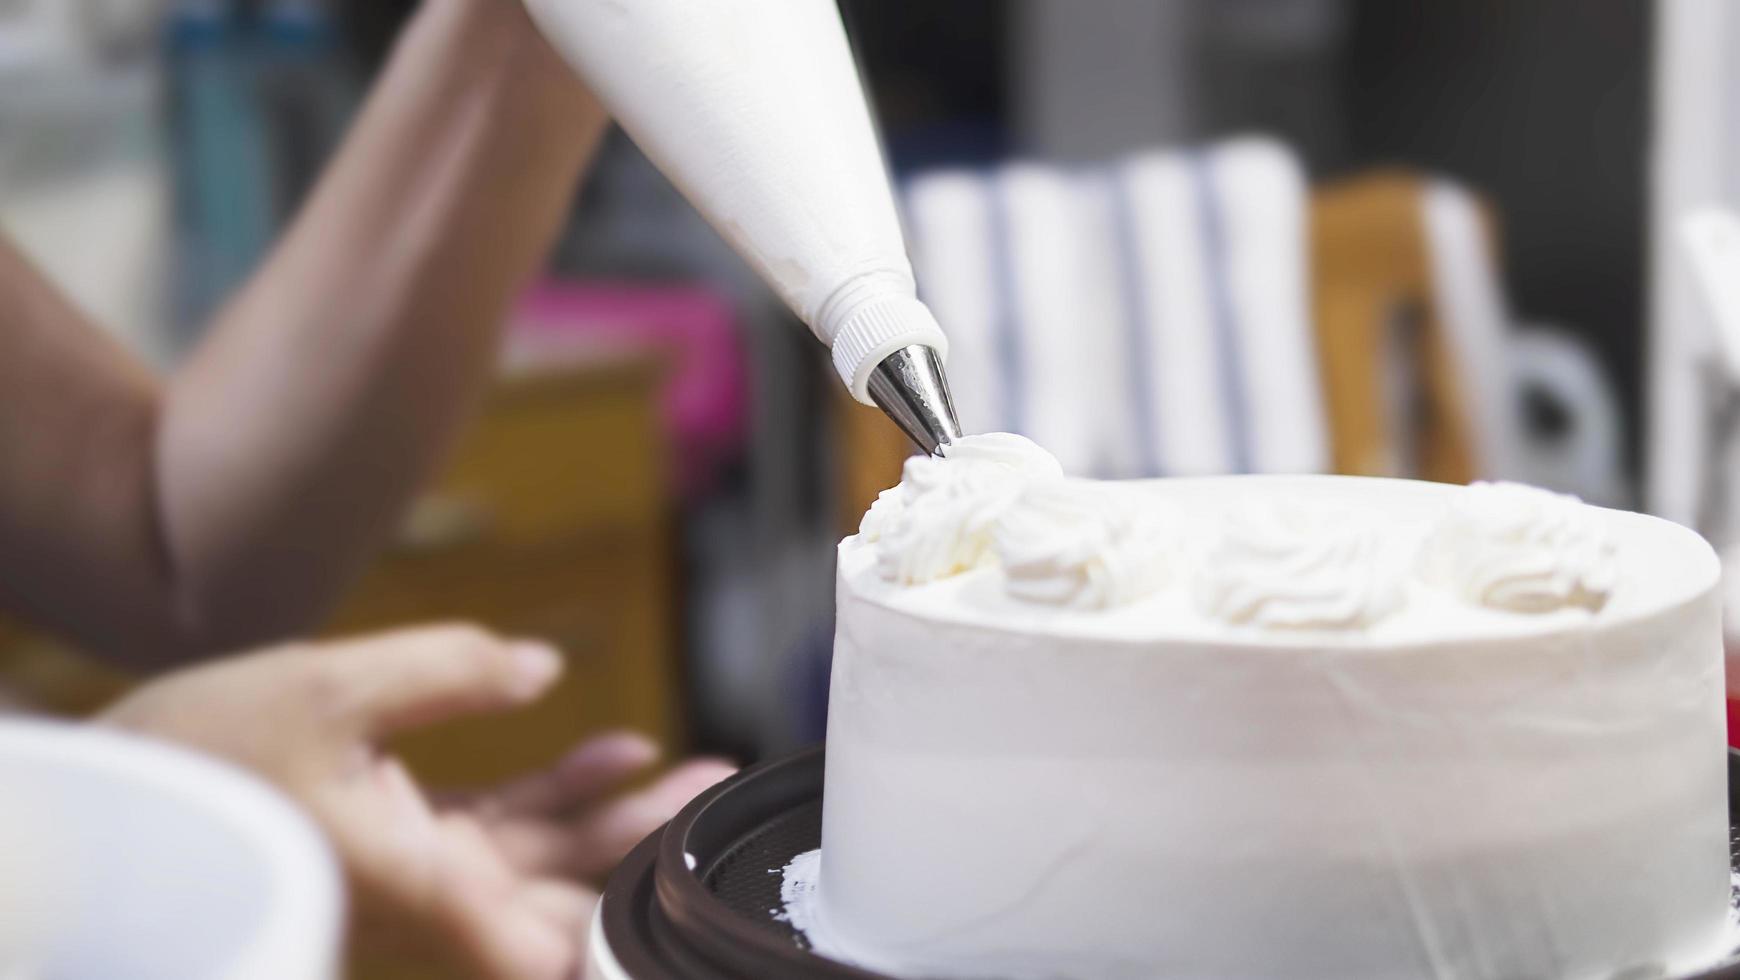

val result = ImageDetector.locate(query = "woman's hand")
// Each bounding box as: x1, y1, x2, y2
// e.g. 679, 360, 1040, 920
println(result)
100, 624, 733, 978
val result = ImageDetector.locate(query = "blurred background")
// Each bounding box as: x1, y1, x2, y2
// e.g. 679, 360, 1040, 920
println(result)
3, 0, 1735, 780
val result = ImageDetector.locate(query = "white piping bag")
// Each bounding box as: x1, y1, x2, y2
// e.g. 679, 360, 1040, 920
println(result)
523, 0, 961, 450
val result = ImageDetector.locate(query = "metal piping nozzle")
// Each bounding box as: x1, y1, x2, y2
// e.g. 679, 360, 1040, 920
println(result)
866, 345, 963, 455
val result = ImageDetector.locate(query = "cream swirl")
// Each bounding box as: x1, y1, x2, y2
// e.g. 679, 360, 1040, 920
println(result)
992, 481, 1172, 609
866, 433, 1064, 585
1418, 481, 1615, 613
856, 487, 906, 543
1195, 501, 1405, 629
936, 431, 1067, 473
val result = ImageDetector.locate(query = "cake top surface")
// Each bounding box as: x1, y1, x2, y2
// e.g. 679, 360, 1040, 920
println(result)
839, 434, 1718, 647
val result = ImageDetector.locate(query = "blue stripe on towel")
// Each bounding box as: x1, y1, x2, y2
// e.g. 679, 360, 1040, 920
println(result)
1108, 167, 1162, 478
1190, 153, 1253, 474
986, 173, 1025, 436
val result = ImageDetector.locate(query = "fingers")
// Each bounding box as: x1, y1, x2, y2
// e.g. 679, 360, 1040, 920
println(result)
484, 731, 661, 817
520, 879, 599, 937
452, 880, 593, 980
325, 624, 563, 739
428, 817, 580, 980
550, 759, 737, 879
644, 760, 740, 810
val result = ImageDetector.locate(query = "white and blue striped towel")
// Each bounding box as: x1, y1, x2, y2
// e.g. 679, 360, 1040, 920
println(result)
904, 136, 1327, 478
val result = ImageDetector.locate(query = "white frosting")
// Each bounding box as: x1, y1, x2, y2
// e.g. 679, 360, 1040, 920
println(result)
820, 475, 1729, 980
855, 487, 905, 543
1419, 481, 1617, 614
863, 443, 1631, 633
866, 433, 1062, 585
1195, 500, 1406, 629
933, 430, 1065, 473
993, 482, 1172, 609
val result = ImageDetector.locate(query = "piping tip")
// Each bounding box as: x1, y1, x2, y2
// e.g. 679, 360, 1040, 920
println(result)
867, 344, 963, 455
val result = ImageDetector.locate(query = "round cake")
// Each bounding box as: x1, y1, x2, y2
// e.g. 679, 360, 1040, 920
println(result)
805, 434, 1729, 980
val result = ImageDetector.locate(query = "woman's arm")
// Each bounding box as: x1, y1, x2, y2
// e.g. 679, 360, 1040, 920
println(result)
0, 0, 607, 666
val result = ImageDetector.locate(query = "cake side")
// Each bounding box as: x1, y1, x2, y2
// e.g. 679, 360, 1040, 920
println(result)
821, 574, 1726, 979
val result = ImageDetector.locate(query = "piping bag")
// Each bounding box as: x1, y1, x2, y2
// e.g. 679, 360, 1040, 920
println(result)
522, 0, 961, 452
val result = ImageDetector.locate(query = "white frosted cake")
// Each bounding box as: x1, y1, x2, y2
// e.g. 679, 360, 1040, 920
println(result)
802, 434, 1729, 980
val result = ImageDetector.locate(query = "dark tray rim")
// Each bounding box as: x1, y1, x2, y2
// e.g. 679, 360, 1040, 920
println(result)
657, 745, 878, 978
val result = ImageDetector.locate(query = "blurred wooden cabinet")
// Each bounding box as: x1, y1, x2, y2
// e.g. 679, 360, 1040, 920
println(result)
0, 350, 684, 789
328, 351, 683, 787
341, 351, 681, 980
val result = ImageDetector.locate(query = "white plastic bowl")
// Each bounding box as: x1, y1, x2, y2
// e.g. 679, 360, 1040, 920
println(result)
0, 719, 343, 979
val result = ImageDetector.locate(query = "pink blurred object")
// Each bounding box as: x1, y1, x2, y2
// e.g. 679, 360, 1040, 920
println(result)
511, 281, 749, 497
